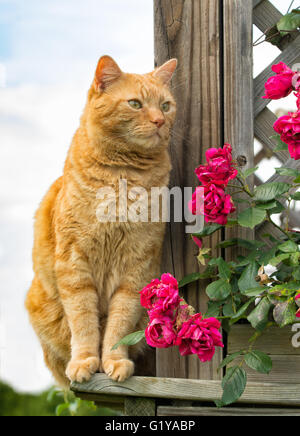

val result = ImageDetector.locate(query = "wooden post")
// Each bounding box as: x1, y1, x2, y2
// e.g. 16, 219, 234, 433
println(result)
223, 0, 254, 254
154, 0, 223, 380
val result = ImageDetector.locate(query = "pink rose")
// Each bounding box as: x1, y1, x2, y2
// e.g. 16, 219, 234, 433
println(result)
295, 293, 300, 308
296, 309, 300, 319
189, 184, 235, 225
273, 111, 300, 160
192, 236, 203, 249
175, 314, 223, 363
195, 143, 238, 187
140, 273, 181, 314
296, 92, 300, 110
145, 315, 177, 348
263, 62, 295, 100
140, 279, 161, 310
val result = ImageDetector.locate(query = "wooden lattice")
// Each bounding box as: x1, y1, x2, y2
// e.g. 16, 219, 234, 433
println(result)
253, 0, 300, 237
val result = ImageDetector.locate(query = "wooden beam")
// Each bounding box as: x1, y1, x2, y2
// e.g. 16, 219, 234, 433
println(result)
253, 0, 264, 10
71, 374, 300, 406
158, 406, 300, 416
223, 0, 254, 257
154, 0, 223, 381
253, 0, 282, 34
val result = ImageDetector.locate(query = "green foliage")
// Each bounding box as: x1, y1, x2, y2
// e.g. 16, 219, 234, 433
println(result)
220, 366, 247, 407
244, 351, 272, 374
178, 163, 300, 407
238, 207, 266, 229
112, 330, 145, 351
277, 10, 300, 35
0, 381, 119, 417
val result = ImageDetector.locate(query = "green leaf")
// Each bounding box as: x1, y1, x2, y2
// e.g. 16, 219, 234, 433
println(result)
111, 331, 145, 351
217, 238, 264, 250
254, 182, 291, 203
293, 268, 300, 281
221, 366, 247, 406
277, 11, 300, 35
179, 270, 214, 288
268, 201, 285, 215
275, 167, 300, 178
278, 241, 299, 253
244, 351, 272, 374
269, 253, 291, 266
255, 201, 277, 210
218, 352, 244, 370
238, 207, 266, 229
242, 166, 259, 179
223, 302, 236, 317
238, 261, 260, 293
258, 246, 278, 265
56, 403, 70, 417
231, 297, 256, 319
291, 192, 300, 201
294, 175, 300, 184
206, 279, 232, 301
215, 258, 232, 280
192, 223, 223, 238
273, 300, 297, 327
247, 297, 273, 331
242, 287, 266, 297
204, 301, 222, 318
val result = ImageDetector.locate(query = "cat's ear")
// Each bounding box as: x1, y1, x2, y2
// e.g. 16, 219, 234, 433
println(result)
94, 56, 122, 92
152, 59, 178, 85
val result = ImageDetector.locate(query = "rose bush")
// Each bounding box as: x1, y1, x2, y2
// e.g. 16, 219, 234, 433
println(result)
263, 62, 300, 161
114, 62, 300, 408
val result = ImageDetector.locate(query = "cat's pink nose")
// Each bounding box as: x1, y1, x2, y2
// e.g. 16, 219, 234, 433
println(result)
152, 118, 165, 129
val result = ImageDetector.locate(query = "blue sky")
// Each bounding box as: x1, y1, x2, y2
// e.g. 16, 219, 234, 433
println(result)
0, 0, 154, 393
0, 0, 294, 393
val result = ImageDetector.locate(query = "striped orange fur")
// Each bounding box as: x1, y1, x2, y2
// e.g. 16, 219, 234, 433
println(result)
25, 56, 177, 387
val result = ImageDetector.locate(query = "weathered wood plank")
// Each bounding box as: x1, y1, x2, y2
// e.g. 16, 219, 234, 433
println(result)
157, 405, 300, 416
154, 0, 223, 381
253, 0, 298, 51
228, 325, 300, 355
71, 374, 300, 406
254, 36, 300, 117
253, 0, 264, 10
253, 0, 282, 34
254, 108, 288, 163
233, 355, 300, 384
124, 397, 156, 416
223, 0, 254, 257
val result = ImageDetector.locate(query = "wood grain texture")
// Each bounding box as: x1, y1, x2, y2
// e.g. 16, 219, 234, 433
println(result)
71, 373, 300, 406
223, 0, 255, 256
254, 108, 288, 163
253, 0, 282, 34
154, 0, 223, 380
234, 355, 300, 384
253, 0, 298, 51
228, 325, 300, 355
157, 406, 300, 416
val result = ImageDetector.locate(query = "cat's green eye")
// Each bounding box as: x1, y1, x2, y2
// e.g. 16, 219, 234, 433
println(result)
161, 102, 170, 112
128, 100, 143, 110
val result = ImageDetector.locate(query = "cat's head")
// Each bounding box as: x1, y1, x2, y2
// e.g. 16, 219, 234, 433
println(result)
85, 56, 177, 151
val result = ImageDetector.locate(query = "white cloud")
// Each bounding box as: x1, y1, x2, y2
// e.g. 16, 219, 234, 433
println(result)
0, 0, 154, 393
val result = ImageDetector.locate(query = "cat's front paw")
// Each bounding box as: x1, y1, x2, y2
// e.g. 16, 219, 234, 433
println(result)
66, 356, 100, 383
102, 357, 134, 382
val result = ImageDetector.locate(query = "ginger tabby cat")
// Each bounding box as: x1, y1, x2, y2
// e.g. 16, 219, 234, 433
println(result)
25, 56, 177, 387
